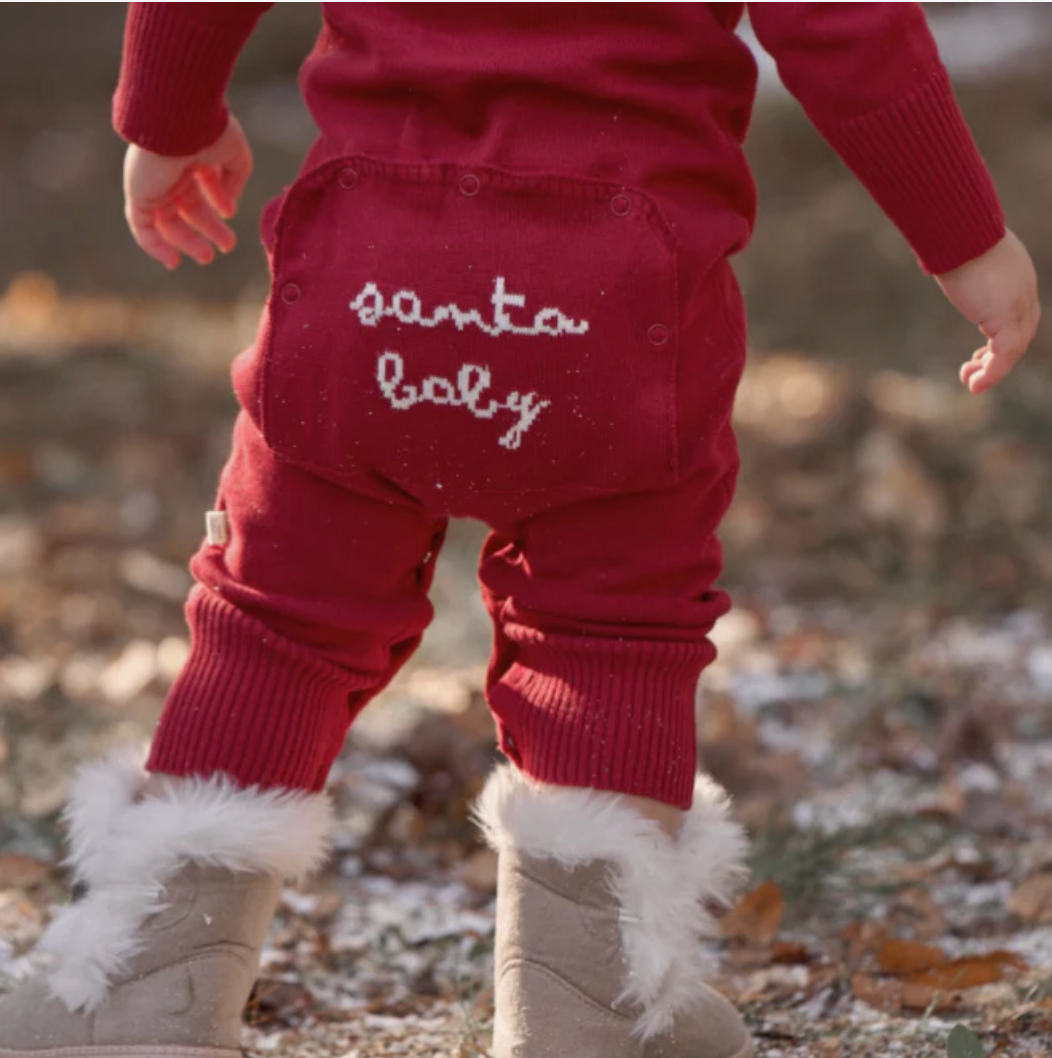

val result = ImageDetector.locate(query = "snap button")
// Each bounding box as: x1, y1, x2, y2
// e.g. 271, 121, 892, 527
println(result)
337, 167, 358, 190
280, 283, 301, 305
459, 173, 481, 197
648, 323, 670, 346
610, 194, 632, 217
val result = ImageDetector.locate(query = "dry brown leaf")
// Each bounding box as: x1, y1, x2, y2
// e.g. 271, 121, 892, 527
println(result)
841, 921, 888, 969
1007, 873, 1052, 924
724, 944, 776, 973
901, 951, 1027, 991
245, 978, 317, 1029
850, 972, 902, 1014
876, 937, 948, 975
900, 981, 959, 1012
720, 879, 785, 943
770, 941, 812, 965
0, 853, 54, 890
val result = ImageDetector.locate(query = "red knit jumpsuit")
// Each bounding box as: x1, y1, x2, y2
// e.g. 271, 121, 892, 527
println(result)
115, 3, 1005, 808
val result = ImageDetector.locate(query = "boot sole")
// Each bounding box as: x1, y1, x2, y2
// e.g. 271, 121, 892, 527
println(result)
0, 1049, 239, 1058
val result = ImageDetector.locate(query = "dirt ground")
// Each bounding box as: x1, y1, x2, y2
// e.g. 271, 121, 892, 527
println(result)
1, 6, 1051, 1057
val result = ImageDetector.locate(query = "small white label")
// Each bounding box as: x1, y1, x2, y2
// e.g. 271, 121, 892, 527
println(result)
205, 511, 230, 547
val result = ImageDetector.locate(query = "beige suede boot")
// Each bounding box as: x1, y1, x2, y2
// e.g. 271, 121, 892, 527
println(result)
476, 766, 753, 1058
0, 747, 332, 1058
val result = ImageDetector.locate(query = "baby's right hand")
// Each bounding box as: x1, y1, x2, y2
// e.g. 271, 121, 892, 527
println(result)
123, 116, 252, 270
936, 230, 1040, 394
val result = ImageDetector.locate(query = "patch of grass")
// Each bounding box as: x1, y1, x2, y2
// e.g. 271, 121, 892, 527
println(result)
748, 811, 951, 921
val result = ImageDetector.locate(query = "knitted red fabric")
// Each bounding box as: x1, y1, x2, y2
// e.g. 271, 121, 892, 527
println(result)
143, 152, 750, 807
117, 4, 1007, 806
114, 3, 1005, 274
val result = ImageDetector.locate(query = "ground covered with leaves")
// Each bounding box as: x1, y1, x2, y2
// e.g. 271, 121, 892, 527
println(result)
1, 7, 1051, 1057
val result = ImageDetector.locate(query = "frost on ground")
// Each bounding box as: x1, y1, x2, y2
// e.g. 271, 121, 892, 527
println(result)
2, 607, 1051, 1057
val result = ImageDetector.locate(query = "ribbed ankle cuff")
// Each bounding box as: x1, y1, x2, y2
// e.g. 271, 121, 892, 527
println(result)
147, 588, 360, 791
486, 628, 709, 809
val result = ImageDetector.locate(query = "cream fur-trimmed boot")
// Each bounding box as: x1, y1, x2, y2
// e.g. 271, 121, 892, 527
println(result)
0, 747, 332, 1058
475, 765, 753, 1058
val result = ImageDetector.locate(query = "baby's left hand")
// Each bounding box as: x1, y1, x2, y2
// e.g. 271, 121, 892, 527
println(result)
935, 230, 1040, 395
123, 116, 252, 270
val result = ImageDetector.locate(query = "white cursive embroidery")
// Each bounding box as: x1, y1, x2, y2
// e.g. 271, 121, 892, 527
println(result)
351, 277, 589, 338
376, 351, 550, 450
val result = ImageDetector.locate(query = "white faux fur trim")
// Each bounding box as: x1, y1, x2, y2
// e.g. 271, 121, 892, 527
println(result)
40, 745, 333, 1014
475, 766, 748, 1039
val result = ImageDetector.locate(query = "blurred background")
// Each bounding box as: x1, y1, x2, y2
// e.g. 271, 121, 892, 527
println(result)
1, 5, 1051, 1056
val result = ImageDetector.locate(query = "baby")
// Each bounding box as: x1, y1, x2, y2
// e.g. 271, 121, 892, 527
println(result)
0, 5, 1039, 1058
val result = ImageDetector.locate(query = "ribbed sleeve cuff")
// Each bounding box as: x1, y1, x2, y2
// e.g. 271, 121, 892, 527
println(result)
147, 588, 359, 791
488, 628, 711, 809
827, 65, 1005, 275
113, 4, 266, 156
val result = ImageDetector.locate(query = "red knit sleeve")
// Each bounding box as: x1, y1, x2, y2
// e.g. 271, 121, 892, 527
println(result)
114, 2, 274, 157
749, 2, 1005, 274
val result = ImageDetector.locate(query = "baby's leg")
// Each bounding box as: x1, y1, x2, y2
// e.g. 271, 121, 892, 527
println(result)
0, 411, 445, 1058
147, 410, 446, 792
476, 464, 751, 1057
479, 463, 734, 809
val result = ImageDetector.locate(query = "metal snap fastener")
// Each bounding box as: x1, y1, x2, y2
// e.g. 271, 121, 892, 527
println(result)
281, 283, 301, 305
610, 194, 632, 217
648, 323, 670, 346
460, 173, 481, 197
337, 167, 358, 190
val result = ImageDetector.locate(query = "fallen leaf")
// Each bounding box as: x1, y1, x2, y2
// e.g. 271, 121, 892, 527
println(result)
245, 978, 317, 1029
900, 981, 958, 1012
0, 854, 54, 890
876, 937, 948, 975
1007, 873, 1052, 924
901, 952, 1027, 992
850, 972, 902, 1014
720, 879, 784, 943
841, 921, 888, 969
770, 941, 812, 965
